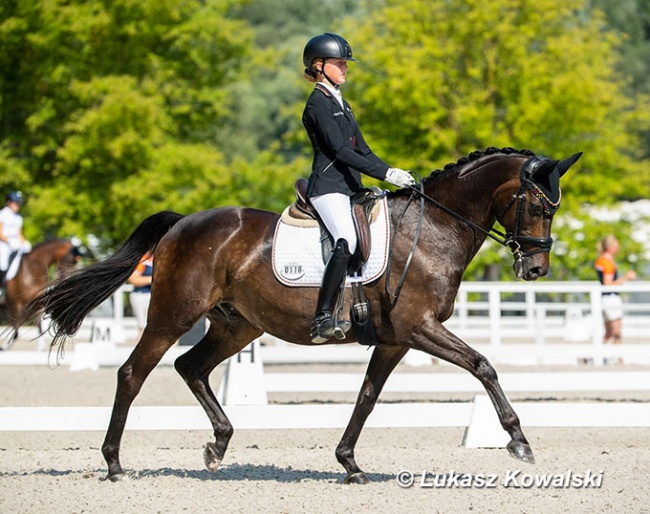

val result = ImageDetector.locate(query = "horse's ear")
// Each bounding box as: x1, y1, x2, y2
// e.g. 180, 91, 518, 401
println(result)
557, 152, 582, 177
533, 158, 558, 179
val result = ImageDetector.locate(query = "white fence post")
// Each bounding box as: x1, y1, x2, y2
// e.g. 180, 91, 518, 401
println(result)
110, 286, 126, 344
456, 288, 468, 331
534, 304, 546, 364
525, 288, 536, 332
217, 339, 268, 406
488, 287, 501, 348
589, 285, 604, 365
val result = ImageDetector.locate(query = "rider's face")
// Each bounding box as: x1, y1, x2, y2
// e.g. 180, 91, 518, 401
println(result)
7, 201, 20, 213
321, 58, 348, 86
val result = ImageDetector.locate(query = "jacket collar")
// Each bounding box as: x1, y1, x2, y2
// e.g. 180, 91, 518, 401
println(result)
315, 83, 348, 115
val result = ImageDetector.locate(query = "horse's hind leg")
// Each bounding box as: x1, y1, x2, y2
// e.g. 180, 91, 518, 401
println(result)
412, 323, 534, 464
102, 328, 183, 481
336, 344, 408, 484
173, 317, 262, 473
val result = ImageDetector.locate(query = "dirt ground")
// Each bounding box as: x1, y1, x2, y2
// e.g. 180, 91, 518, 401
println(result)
1, 353, 649, 514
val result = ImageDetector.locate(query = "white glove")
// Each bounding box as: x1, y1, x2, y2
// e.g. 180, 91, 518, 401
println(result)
385, 167, 416, 188
8, 238, 21, 251
21, 240, 32, 253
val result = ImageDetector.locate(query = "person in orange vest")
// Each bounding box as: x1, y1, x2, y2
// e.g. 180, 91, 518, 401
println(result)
128, 253, 153, 339
594, 235, 636, 345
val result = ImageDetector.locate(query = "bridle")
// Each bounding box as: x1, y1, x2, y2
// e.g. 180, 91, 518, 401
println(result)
495, 156, 560, 259
386, 156, 560, 300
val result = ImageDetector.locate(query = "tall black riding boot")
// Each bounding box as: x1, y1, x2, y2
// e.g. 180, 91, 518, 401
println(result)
311, 239, 353, 344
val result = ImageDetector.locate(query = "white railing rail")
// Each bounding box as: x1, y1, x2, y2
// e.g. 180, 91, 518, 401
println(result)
7, 281, 648, 365
443, 280, 650, 365
96, 280, 650, 341
450, 280, 649, 332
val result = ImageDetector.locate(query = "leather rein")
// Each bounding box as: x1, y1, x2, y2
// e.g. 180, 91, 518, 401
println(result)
385, 157, 558, 301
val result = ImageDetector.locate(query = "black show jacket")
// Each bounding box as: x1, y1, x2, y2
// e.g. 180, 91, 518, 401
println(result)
302, 84, 389, 198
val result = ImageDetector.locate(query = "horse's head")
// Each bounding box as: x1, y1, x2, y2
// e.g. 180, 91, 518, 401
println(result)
496, 152, 582, 280
46, 239, 84, 278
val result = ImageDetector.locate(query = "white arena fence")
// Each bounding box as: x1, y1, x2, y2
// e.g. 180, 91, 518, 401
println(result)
4, 280, 650, 364
1, 281, 649, 447
2, 338, 650, 448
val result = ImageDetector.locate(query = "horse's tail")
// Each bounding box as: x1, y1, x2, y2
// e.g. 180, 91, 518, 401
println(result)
20, 211, 185, 350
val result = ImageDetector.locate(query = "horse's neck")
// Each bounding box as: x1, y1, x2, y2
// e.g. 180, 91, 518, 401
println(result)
423, 171, 505, 233
25, 248, 56, 267
419, 162, 518, 259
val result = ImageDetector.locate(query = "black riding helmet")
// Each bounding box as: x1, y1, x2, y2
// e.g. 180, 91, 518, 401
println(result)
303, 33, 358, 82
6, 190, 24, 205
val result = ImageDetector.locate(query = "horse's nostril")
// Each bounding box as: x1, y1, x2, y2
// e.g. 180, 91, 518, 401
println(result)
526, 266, 546, 280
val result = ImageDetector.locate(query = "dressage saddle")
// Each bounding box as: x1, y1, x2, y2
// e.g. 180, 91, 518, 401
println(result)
288, 178, 380, 272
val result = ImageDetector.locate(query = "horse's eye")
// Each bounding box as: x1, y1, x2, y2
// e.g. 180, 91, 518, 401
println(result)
529, 204, 543, 217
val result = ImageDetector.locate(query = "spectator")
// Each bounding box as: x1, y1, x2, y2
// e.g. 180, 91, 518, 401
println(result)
128, 253, 153, 338
594, 235, 636, 345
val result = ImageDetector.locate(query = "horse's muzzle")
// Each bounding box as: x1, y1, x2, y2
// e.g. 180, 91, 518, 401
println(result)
514, 256, 548, 281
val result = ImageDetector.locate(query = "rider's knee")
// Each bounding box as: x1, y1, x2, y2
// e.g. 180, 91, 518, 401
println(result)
335, 238, 355, 256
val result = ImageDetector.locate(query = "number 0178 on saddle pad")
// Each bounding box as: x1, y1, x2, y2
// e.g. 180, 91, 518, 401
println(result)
272, 196, 390, 287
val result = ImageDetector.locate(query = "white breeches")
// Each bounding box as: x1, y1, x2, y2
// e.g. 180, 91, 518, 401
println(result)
0, 242, 10, 271
129, 292, 152, 329
310, 193, 357, 255
0, 239, 30, 271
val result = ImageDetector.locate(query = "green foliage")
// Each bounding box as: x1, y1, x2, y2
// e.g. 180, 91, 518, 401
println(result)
549, 210, 645, 280
465, 209, 647, 282
219, 0, 362, 160
339, 0, 649, 279
345, 0, 649, 199
1, 0, 649, 280
1, 0, 253, 247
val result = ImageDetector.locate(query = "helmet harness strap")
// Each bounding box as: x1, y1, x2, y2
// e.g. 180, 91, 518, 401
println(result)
319, 58, 339, 89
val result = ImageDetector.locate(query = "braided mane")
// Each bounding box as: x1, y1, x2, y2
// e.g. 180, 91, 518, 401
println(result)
429, 147, 536, 178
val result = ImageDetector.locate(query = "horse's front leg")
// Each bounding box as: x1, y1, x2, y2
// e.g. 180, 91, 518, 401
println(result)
411, 321, 534, 463
336, 344, 408, 484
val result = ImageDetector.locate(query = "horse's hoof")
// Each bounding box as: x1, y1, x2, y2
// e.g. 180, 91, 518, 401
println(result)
106, 472, 129, 483
344, 472, 370, 485
204, 442, 223, 472
507, 440, 535, 464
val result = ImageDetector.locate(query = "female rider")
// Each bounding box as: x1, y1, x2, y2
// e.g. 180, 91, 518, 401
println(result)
301, 33, 415, 343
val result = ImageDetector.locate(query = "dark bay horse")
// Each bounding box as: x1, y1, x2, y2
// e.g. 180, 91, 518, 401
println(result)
18, 147, 581, 483
1, 239, 81, 349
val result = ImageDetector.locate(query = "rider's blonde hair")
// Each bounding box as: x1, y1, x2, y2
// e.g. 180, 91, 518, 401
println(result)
597, 234, 618, 254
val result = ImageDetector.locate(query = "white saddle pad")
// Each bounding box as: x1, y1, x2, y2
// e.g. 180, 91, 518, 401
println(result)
272, 196, 390, 287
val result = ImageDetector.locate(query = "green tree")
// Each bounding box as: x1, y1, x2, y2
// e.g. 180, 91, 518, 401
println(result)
346, 0, 648, 198
589, 0, 650, 159
220, 0, 362, 161
0, 0, 253, 245
340, 0, 649, 279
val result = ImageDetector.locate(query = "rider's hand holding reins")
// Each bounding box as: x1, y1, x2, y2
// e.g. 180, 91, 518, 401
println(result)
385, 168, 416, 188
